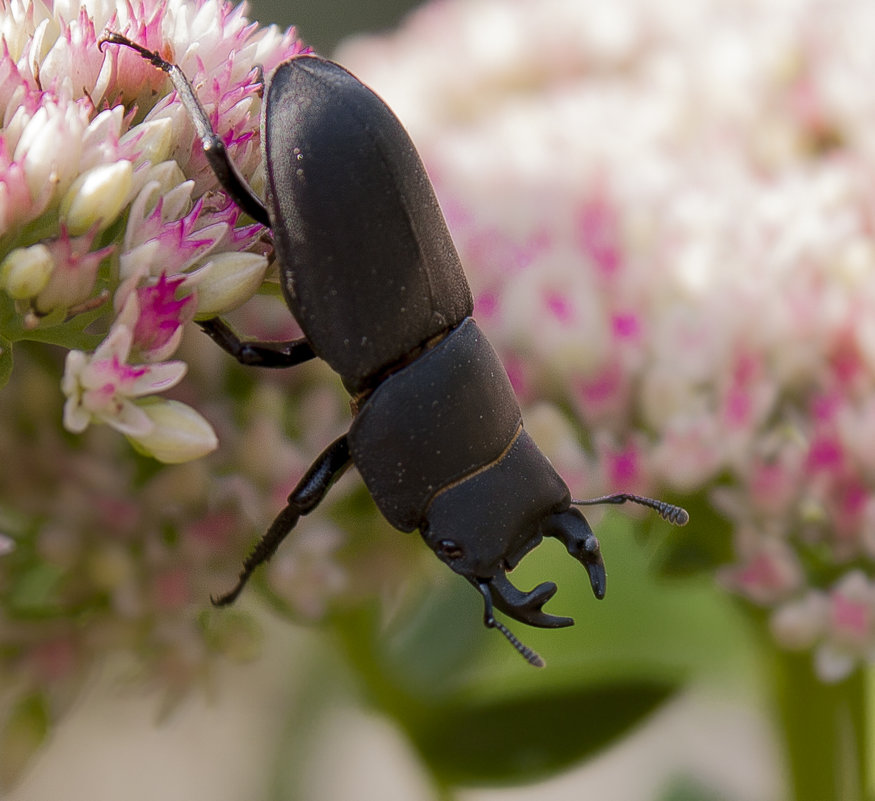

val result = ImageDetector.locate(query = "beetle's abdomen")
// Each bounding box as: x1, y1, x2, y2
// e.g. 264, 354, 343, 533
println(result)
348, 318, 520, 530
265, 57, 473, 392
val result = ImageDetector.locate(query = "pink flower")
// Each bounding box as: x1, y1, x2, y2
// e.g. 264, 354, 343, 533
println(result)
121, 194, 232, 279
62, 320, 188, 438
719, 535, 804, 606
772, 572, 875, 681
115, 271, 195, 362
134, 274, 193, 356
33, 227, 113, 315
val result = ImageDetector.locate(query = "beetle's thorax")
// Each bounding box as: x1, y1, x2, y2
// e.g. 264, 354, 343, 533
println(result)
348, 318, 532, 532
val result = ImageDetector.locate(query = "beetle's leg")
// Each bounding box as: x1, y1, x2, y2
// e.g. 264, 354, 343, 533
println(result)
475, 581, 545, 668
99, 33, 270, 227
212, 435, 352, 606
198, 317, 316, 368
253, 64, 265, 98
572, 493, 690, 526
541, 507, 607, 599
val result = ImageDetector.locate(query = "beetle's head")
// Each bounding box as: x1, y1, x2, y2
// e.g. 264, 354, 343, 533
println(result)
418, 430, 688, 666
423, 499, 605, 624
420, 449, 607, 666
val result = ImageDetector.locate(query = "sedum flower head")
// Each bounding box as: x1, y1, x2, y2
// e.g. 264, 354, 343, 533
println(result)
338, 0, 875, 681
0, 0, 306, 457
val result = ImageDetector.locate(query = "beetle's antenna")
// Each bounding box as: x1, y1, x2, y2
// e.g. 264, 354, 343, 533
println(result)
477, 582, 545, 668
571, 493, 689, 526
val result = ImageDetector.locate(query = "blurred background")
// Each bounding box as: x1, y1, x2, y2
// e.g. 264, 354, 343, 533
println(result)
5, 0, 875, 800
246, 0, 422, 54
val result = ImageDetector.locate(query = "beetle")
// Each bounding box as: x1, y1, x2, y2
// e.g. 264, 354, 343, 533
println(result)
100, 33, 688, 666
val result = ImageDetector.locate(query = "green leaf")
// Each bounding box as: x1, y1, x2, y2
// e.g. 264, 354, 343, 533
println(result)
0, 287, 106, 353
330, 513, 758, 789
411, 679, 676, 786
0, 332, 11, 389
657, 775, 734, 801
14, 309, 106, 350
7, 561, 67, 617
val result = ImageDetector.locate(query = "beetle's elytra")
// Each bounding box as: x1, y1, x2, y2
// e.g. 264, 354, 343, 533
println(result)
100, 33, 688, 667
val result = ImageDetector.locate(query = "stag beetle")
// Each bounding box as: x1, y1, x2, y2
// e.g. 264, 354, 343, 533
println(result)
100, 34, 688, 666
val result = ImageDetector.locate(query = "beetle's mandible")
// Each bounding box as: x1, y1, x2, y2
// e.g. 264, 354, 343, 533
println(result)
100, 33, 689, 667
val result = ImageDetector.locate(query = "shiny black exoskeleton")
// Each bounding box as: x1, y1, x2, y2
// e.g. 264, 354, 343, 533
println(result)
100, 34, 688, 666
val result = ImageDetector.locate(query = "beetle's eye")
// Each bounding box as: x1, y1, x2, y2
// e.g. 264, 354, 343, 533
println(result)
437, 540, 463, 560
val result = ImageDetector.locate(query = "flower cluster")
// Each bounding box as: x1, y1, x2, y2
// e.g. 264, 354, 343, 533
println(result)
0, 0, 306, 461
338, 0, 875, 680
0, 0, 350, 782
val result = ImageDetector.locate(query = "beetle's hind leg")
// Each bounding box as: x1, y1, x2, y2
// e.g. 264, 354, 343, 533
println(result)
213, 435, 353, 606
198, 317, 316, 368
99, 33, 270, 227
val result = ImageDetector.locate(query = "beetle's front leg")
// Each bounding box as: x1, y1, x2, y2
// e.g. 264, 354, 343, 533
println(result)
198, 317, 316, 368
213, 435, 352, 605
99, 33, 270, 227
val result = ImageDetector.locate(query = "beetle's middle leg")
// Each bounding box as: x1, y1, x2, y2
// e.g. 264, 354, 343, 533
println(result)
212, 434, 352, 606
198, 317, 315, 368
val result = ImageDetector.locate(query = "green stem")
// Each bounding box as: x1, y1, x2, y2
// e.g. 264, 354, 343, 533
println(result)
771, 648, 869, 801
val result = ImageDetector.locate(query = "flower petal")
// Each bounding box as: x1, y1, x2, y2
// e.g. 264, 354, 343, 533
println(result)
127, 399, 218, 464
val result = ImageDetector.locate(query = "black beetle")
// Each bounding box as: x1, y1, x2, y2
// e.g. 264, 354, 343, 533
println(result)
100, 34, 688, 666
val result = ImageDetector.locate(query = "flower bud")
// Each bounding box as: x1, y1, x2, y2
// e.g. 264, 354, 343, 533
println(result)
191, 251, 269, 318
127, 399, 218, 464
60, 160, 133, 235
120, 118, 174, 167
0, 244, 54, 299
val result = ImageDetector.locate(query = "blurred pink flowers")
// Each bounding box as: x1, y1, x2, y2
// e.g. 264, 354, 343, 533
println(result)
2, 1, 875, 797
4, 2, 875, 792
339, 0, 875, 681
